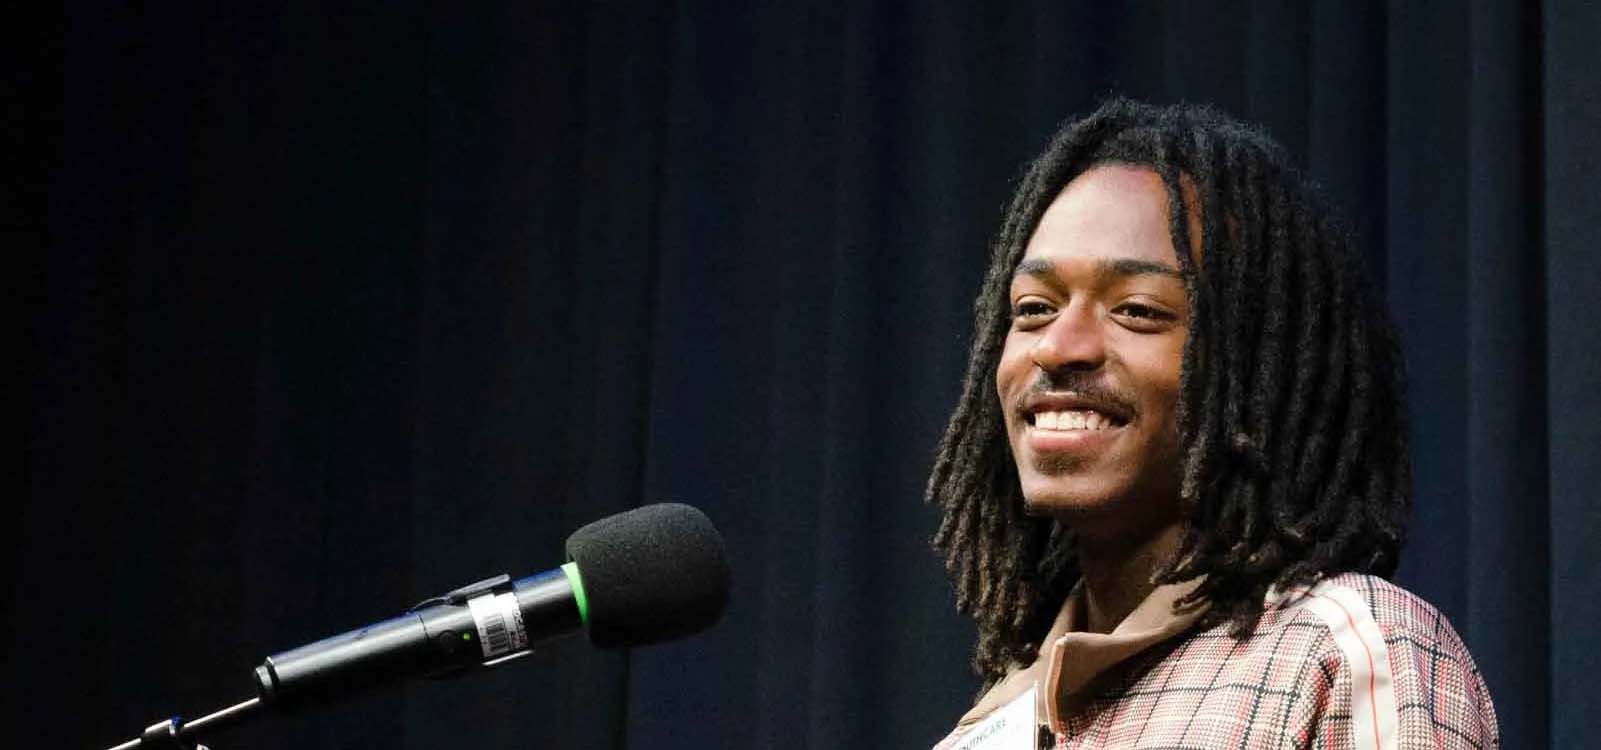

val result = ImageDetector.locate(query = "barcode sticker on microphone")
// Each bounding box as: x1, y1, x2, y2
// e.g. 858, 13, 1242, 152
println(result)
467, 591, 529, 660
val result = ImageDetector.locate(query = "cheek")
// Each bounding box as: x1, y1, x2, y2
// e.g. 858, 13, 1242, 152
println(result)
1125, 338, 1186, 411
995, 335, 1031, 400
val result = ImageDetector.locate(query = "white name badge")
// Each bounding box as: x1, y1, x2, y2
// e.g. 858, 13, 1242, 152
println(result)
949, 683, 1039, 750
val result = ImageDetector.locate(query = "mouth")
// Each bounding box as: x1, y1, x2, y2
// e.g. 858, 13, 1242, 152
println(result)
1025, 408, 1126, 432
1020, 392, 1133, 432
1017, 392, 1134, 458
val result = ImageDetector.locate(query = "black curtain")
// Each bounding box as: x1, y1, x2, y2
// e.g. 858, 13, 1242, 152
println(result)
16, 2, 1598, 748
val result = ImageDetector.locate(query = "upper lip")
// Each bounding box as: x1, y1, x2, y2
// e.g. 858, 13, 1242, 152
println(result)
1019, 392, 1134, 425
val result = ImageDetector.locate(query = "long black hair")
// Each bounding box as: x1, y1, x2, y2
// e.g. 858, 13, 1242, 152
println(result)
928, 99, 1410, 686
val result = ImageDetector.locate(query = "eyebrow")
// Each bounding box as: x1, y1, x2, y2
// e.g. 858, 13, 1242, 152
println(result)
1012, 257, 1184, 284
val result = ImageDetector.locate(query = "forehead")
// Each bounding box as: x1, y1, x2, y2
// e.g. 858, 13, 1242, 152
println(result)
1019, 164, 1178, 269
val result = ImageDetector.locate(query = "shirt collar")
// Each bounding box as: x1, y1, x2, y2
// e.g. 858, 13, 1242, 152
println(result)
951, 577, 1209, 736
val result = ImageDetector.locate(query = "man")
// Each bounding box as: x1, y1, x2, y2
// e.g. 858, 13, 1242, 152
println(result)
927, 100, 1499, 749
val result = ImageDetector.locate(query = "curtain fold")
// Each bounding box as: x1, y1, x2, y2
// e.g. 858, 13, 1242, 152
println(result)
1542, 1, 1601, 747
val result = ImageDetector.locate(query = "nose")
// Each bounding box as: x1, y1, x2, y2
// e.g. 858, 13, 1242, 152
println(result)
1030, 300, 1105, 372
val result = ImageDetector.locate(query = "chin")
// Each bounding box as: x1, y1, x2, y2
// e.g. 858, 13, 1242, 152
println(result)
1016, 468, 1182, 537
1017, 476, 1132, 519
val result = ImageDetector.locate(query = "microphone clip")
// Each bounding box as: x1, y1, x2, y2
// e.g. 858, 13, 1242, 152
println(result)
139, 717, 207, 750
408, 574, 513, 611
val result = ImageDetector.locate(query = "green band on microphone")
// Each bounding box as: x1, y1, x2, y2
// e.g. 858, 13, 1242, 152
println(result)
561, 561, 589, 627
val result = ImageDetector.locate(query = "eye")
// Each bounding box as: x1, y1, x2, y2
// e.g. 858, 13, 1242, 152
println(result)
1111, 302, 1177, 331
1009, 299, 1056, 328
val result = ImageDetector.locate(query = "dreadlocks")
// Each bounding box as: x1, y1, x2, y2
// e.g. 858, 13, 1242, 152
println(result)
928, 98, 1411, 688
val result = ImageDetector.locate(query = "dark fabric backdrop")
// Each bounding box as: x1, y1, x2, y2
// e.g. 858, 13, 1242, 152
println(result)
15, 2, 1599, 748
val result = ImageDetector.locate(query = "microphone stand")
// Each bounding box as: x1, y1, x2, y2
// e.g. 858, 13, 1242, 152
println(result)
106, 697, 262, 750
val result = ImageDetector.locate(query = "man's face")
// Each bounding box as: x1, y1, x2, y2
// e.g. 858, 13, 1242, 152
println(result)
995, 164, 1190, 534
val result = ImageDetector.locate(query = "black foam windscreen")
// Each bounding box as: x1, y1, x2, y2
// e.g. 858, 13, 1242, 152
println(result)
563, 503, 730, 648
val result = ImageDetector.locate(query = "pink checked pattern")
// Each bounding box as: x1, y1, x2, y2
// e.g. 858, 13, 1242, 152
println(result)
1044, 573, 1499, 749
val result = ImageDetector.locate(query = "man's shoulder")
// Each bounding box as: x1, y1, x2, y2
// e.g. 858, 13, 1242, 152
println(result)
1268, 572, 1469, 651
1245, 570, 1484, 694
1240, 575, 1500, 746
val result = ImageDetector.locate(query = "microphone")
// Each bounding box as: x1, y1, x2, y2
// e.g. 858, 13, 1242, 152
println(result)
252, 502, 729, 708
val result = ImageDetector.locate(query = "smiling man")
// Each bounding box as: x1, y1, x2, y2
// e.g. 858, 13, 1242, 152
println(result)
927, 100, 1499, 749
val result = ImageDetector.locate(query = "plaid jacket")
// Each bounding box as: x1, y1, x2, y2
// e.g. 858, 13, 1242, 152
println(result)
935, 573, 1499, 750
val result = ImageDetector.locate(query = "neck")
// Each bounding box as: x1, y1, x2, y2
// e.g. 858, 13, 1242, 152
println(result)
1074, 520, 1185, 634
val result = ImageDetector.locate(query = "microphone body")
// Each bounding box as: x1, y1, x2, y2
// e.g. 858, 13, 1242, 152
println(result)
253, 567, 581, 707
248, 502, 728, 709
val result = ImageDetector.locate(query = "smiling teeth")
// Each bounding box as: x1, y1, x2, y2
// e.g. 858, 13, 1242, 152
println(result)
1035, 410, 1115, 431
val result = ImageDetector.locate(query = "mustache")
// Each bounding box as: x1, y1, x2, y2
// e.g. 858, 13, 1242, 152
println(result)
1020, 370, 1140, 420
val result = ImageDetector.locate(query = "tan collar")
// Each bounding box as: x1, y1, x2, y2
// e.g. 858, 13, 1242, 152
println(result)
950, 577, 1209, 738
